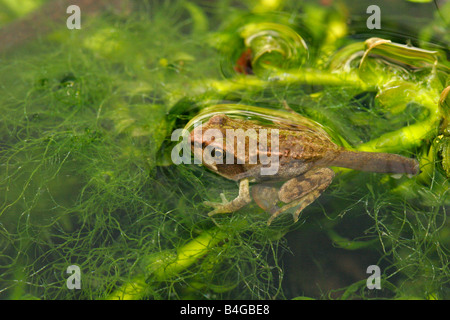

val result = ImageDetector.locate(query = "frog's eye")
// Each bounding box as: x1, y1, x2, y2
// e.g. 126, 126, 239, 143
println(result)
203, 145, 226, 165
211, 149, 223, 159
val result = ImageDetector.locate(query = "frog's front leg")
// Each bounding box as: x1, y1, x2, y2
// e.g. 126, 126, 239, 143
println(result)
204, 178, 252, 217
253, 168, 335, 225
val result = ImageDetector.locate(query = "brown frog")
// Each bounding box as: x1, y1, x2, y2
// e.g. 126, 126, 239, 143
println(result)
190, 114, 419, 225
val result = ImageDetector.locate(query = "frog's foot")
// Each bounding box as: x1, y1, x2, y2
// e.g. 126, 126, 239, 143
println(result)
204, 179, 252, 217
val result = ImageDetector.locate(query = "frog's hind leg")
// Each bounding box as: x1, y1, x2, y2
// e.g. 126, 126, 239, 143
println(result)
267, 167, 335, 225
204, 178, 252, 218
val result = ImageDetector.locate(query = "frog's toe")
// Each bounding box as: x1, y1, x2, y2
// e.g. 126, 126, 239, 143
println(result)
207, 208, 221, 217
219, 193, 228, 203
203, 204, 222, 217
204, 200, 232, 215
203, 200, 223, 209
292, 210, 302, 223
204, 193, 228, 207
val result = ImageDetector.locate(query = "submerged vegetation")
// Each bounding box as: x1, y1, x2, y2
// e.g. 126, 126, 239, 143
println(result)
0, 0, 448, 300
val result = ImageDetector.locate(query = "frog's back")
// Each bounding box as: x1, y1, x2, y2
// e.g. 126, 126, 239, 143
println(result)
192, 114, 340, 181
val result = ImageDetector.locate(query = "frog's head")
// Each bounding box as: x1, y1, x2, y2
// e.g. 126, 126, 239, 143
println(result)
189, 114, 280, 179
189, 115, 242, 173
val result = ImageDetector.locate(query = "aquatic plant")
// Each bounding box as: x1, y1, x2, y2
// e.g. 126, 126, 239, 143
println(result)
0, 0, 448, 300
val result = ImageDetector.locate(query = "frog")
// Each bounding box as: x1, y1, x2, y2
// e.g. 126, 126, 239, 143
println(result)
190, 113, 420, 225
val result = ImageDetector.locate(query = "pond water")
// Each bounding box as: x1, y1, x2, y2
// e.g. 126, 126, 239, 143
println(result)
0, 0, 448, 300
